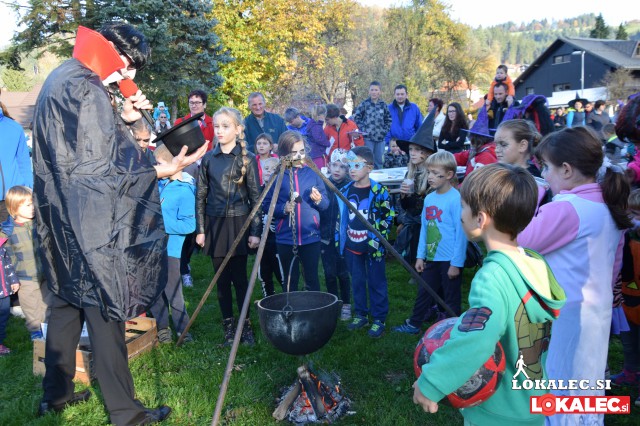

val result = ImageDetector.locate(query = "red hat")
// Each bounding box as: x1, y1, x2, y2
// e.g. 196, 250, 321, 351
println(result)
72, 26, 125, 80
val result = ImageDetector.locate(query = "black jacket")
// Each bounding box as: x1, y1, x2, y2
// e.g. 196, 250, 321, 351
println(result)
32, 59, 167, 322
489, 99, 520, 130
196, 143, 262, 237
320, 176, 351, 242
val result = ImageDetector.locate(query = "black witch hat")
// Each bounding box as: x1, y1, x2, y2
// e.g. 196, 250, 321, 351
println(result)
396, 108, 436, 154
568, 92, 589, 109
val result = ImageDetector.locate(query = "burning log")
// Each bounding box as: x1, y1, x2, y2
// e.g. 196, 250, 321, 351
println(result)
273, 365, 351, 424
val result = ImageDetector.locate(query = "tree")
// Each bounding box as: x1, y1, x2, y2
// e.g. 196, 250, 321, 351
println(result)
600, 69, 640, 102
615, 24, 628, 40
1, 67, 32, 91
590, 14, 610, 39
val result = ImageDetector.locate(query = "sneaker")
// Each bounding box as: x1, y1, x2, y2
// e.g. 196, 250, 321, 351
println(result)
611, 369, 640, 387
392, 319, 420, 335
0, 344, 10, 356
182, 274, 193, 288
178, 332, 193, 344
347, 315, 369, 331
157, 328, 173, 344
407, 277, 416, 285
368, 320, 385, 338
340, 304, 352, 321
240, 319, 255, 346
222, 318, 235, 346
30, 331, 44, 341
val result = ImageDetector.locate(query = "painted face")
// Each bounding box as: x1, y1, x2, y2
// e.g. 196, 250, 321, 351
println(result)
394, 88, 407, 105
330, 162, 348, 182
255, 138, 272, 156
540, 154, 566, 196
493, 86, 507, 104
214, 113, 241, 147
389, 140, 400, 154
249, 95, 265, 118
133, 128, 152, 151
290, 140, 306, 166
408, 144, 428, 165
188, 95, 205, 115
495, 68, 507, 80
494, 127, 525, 165
369, 85, 381, 101
15, 197, 35, 222
426, 166, 451, 191
348, 155, 371, 182
460, 200, 480, 241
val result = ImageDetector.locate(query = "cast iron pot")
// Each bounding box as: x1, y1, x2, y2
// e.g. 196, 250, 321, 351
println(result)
257, 291, 342, 356
155, 112, 206, 156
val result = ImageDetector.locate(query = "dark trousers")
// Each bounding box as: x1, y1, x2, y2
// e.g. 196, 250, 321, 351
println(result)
408, 261, 462, 327
0, 201, 8, 223
258, 241, 282, 297
621, 322, 640, 372
149, 257, 190, 334
345, 250, 388, 322
43, 295, 146, 425
0, 296, 9, 344
211, 255, 249, 319
180, 232, 197, 275
277, 242, 321, 292
321, 242, 351, 304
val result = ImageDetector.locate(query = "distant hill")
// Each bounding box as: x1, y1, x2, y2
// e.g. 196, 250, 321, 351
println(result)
471, 13, 640, 65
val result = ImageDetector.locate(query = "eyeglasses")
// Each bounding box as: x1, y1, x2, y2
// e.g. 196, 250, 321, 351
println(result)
189, 101, 203, 106
348, 161, 368, 171
447, 110, 456, 114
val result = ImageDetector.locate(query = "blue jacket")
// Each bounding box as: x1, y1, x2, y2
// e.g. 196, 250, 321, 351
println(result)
159, 174, 196, 258
0, 109, 33, 199
385, 100, 423, 143
336, 179, 395, 259
263, 166, 329, 246
287, 114, 310, 138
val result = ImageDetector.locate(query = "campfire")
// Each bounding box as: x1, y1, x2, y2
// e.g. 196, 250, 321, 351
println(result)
273, 365, 351, 424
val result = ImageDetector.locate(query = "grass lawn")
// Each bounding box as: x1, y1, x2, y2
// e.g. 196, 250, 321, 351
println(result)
0, 252, 638, 425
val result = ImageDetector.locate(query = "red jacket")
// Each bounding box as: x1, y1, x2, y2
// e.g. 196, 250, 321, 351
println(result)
324, 117, 364, 156
454, 142, 497, 176
174, 113, 214, 151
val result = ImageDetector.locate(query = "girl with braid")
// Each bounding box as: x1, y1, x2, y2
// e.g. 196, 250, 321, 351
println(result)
195, 107, 262, 346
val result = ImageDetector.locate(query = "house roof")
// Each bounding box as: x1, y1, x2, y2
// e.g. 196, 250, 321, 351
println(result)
0, 84, 42, 128
514, 37, 640, 87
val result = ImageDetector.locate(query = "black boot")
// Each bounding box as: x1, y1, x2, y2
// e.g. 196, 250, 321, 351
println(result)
222, 318, 235, 346
240, 319, 255, 346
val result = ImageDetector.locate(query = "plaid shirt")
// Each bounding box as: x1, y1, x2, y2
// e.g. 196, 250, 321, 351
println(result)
1, 217, 42, 281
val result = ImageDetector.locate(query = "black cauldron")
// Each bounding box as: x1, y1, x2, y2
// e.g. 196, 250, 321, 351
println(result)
257, 292, 342, 356
156, 112, 206, 156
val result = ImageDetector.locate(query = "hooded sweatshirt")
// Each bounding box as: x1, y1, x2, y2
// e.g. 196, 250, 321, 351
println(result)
417, 248, 566, 426
158, 173, 196, 258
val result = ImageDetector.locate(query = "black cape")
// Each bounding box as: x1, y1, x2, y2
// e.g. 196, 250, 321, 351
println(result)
32, 59, 167, 321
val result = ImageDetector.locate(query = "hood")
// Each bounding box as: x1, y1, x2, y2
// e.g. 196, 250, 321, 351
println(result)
0, 216, 15, 237
486, 248, 566, 322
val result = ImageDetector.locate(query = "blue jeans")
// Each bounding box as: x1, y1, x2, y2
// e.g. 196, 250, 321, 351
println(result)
409, 261, 461, 327
0, 296, 10, 344
345, 250, 388, 322
321, 242, 351, 304
365, 139, 385, 170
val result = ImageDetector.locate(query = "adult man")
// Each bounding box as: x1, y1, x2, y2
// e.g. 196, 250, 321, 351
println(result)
244, 92, 287, 152
284, 107, 310, 139
386, 84, 423, 146
32, 23, 207, 425
174, 90, 214, 151
587, 100, 611, 140
487, 83, 517, 131
353, 81, 392, 169
0, 101, 32, 222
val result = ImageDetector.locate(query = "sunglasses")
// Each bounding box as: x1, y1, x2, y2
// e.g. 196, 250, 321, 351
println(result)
348, 161, 368, 171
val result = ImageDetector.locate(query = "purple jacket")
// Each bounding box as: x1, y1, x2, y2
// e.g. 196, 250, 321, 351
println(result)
305, 118, 331, 159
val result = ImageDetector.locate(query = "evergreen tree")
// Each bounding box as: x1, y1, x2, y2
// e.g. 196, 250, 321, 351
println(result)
615, 24, 629, 40
590, 14, 610, 39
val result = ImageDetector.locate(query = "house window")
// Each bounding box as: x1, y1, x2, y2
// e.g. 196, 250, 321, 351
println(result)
553, 83, 571, 92
552, 55, 570, 64
526, 87, 535, 95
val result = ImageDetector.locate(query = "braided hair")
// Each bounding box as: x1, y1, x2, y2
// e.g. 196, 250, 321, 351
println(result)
213, 107, 250, 184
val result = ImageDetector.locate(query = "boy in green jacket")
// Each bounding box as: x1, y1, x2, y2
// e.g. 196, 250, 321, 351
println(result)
413, 163, 566, 425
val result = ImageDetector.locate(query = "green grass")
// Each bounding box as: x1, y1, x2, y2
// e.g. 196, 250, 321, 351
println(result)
0, 253, 638, 425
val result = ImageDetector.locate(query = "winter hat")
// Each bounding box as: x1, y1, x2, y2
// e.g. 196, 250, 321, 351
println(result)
157, 102, 166, 108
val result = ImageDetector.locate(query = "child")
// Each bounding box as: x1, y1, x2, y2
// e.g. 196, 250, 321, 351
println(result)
485, 65, 515, 106
337, 146, 395, 338
382, 138, 409, 168
494, 119, 542, 177
257, 157, 282, 297
518, 126, 630, 426
152, 101, 171, 122
413, 163, 566, 425
263, 131, 328, 293
393, 151, 466, 334
455, 106, 497, 177
615, 94, 640, 185
254, 133, 278, 185
1, 186, 50, 340
148, 145, 195, 344
603, 123, 627, 164
320, 149, 352, 320
353, 81, 393, 169
195, 107, 262, 346
305, 104, 331, 169
0, 237, 20, 355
